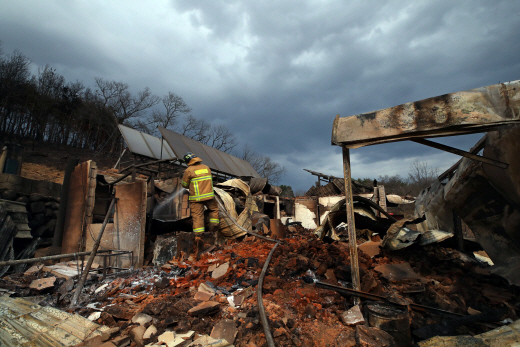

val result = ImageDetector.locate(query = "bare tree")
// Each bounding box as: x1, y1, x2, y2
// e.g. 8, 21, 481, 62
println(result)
146, 92, 191, 134
179, 115, 237, 152
376, 174, 408, 196
29, 65, 65, 141
180, 114, 210, 141
95, 77, 160, 125
95, 78, 160, 151
206, 124, 237, 152
0, 49, 32, 135
294, 189, 307, 197
238, 144, 285, 184
408, 160, 439, 194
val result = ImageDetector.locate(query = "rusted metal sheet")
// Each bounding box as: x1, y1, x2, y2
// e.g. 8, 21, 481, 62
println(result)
414, 125, 520, 284
62, 161, 97, 254
332, 80, 520, 148
304, 168, 371, 197
444, 157, 520, 283
269, 219, 286, 239
414, 179, 455, 233
249, 177, 268, 195
267, 185, 281, 196
482, 126, 520, 207
306, 181, 342, 197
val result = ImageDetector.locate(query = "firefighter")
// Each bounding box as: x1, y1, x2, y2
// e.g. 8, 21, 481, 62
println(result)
181, 152, 219, 233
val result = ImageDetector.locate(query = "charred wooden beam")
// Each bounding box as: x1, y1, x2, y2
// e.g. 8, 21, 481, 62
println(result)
342, 146, 361, 304
332, 80, 520, 148
411, 138, 508, 169
438, 135, 487, 181
120, 158, 177, 173
53, 158, 79, 248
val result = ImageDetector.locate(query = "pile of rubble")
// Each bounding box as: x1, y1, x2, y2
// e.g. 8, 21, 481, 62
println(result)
1, 223, 519, 346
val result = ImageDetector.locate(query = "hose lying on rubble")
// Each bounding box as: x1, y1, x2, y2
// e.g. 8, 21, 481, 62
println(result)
215, 195, 280, 347
215, 196, 280, 243
258, 241, 280, 347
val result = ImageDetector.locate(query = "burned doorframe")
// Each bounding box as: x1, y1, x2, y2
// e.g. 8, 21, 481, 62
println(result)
331, 80, 520, 292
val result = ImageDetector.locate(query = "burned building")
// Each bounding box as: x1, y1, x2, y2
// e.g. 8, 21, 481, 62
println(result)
1, 80, 520, 346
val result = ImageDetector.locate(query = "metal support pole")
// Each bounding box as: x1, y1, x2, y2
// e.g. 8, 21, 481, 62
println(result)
114, 148, 127, 170
70, 197, 117, 307
342, 146, 361, 304
0, 250, 111, 267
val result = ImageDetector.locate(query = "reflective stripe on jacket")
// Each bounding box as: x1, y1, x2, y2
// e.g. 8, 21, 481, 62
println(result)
181, 157, 215, 201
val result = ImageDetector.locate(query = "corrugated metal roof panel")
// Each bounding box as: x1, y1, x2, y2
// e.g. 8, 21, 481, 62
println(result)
200, 143, 233, 174
0, 296, 109, 346
178, 135, 219, 170
118, 125, 175, 159
219, 151, 247, 176
159, 127, 260, 177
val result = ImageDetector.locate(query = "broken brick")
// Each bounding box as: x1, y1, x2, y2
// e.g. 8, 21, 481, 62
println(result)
188, 301, 220, 316
210, 319, 238, 344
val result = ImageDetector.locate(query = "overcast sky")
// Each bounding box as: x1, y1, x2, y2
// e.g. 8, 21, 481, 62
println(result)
1, 1, 519, 191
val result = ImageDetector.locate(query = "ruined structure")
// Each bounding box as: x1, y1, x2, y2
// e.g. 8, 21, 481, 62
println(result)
1, 80, 520, 346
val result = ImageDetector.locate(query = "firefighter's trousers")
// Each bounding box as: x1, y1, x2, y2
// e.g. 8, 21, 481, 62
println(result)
190, 198, 219, 233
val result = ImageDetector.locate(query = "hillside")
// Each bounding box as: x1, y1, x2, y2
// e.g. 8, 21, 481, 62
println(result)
16, 141, 126, 184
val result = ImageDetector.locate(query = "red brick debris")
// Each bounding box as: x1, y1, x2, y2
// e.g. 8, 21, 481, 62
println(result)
1, 225, 519, 346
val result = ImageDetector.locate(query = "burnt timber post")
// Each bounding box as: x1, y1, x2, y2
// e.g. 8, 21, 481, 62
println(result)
53, 158, 79, 249
342, 146, 361, 304
131, 155, 137, 182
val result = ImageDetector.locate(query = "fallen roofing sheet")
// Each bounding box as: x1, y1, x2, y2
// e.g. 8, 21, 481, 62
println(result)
159, 127, 260, 178
332, 80, 520, 148
0, 296, 108, 346
118, 124, 176, 159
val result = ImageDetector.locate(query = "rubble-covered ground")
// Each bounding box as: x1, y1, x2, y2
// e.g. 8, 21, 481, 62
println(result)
1, 226, 519, 346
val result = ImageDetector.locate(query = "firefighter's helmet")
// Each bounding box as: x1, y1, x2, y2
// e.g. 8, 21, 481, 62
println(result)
183, 152, 196, 163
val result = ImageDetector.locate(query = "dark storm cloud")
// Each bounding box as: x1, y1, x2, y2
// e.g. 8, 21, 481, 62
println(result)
1, 0, 519, 190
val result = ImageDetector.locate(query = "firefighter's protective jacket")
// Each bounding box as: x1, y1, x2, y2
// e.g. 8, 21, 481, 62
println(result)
181, 157, 215, 201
